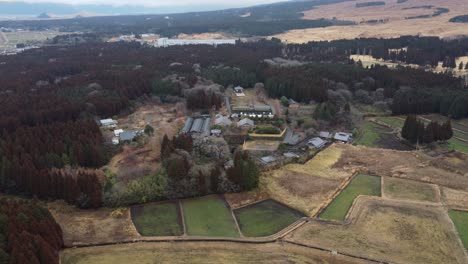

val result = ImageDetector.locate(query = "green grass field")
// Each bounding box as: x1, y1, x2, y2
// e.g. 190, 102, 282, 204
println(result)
182, 195, 239, 237
131, 201, 183, 236
354, 122, 382, 147
234, 200, 304, 237
448, 210, 468, 249
376, 116, 404, 128
320, 174, 381, 221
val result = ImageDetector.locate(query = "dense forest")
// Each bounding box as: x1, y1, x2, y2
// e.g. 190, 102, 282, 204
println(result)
0, 36, 466, 208
356, 2, 385, 8
450, 15, 468, 23
287, 36, 468, 67
0, 198, 63, 264
0, 0, 352, 37
401, 115, 453, 144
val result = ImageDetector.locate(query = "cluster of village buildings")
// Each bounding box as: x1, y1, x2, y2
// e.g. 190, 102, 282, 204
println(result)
99, 118, 144, 145
99, 84, 353, 168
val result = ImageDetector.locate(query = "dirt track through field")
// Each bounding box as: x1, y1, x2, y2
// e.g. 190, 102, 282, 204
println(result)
0, 32, 7, 45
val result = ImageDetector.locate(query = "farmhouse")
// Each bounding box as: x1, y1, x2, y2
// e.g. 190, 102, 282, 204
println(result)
319, 131, 332, 139
261, 156, 276, 164
234, 86, 245, 96
232, 105, 272, 114
237, 118, 255, 129
215, 116, 233, 126
334, 132, 352, 143
307, 137, 326, 149
100, 118, 118, 129
119, 130, 143, 142
211, 129, 222, 137
113, 129, 124, 137
288, 98, 299, 109
283, 152, 299, 158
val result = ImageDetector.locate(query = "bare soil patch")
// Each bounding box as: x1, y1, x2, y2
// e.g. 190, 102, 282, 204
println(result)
48, 201, 139, 247
105, 102, 185, 183
224, 190, 269, 209
273, 0, 468, 42
441, 187, 468, 210
287, 197, 467, 264
243, 140, 280, 151
61, 241, 366, 264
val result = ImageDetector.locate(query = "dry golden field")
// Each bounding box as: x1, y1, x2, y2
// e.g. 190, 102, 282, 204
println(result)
287, 197, 468, 264
273, 0, 468, 43
61, 241, 367, 264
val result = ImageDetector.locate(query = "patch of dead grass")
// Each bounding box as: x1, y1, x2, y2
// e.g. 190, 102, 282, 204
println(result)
287, 197, 467, 264
383, 177, 439, 202
61, 241, 366, 264
48, 201, 139, 246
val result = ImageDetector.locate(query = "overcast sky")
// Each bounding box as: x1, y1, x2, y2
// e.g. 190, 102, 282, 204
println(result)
1, 0, 283, 6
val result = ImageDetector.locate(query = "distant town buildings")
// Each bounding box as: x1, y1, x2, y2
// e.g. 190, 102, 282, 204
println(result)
155, 38, 236, 48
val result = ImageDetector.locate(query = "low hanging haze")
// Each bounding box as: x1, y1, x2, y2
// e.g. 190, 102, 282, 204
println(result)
0, 0, 284, 17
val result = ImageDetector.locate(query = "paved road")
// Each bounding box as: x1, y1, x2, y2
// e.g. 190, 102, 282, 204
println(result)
0, 32, 8, 45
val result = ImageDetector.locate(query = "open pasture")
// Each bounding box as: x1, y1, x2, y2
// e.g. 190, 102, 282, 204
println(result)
272, 0, 468, 42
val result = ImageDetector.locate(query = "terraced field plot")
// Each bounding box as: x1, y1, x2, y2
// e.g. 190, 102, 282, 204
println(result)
182, 195, 239, 237
383, 177, 438, 202
131, 201, 183, 236
320, 174, 381, 221
234, 200, 304, 237
263, 145, 350, 216
289, 199, 467, 264
449, 210, 468, 249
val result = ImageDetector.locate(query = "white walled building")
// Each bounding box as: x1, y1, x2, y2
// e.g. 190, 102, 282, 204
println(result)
155, 38, 236, 48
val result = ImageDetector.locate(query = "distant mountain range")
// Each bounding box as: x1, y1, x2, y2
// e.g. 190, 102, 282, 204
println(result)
0, 1, 263, 18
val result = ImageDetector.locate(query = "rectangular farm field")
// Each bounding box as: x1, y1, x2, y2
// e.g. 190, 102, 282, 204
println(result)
182, 195, 239, 237
320, 174, 381, 221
